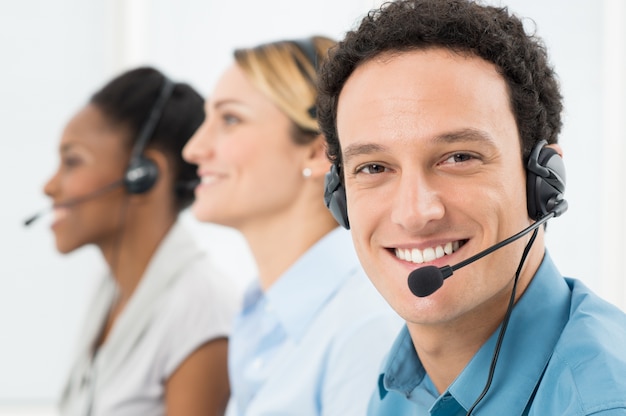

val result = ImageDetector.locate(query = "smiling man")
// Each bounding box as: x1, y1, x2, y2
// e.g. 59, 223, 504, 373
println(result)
317, 0, 626, 414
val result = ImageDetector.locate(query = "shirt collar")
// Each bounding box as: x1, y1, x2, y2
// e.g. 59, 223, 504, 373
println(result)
379, 252, 572, 414
378, 325, 425, 399
261, 227, 360, 341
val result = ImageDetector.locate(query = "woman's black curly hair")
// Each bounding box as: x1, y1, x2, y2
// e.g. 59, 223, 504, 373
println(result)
91, 67, 205, 211
317, 0, 563, 167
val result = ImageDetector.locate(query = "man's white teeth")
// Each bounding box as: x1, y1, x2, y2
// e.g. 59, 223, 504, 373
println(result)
395, 241, 461, 264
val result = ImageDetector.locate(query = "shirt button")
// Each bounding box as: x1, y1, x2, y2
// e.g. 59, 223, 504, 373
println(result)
252, 358, 263, 369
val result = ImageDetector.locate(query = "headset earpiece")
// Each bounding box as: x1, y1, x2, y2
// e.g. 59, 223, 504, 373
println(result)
124, 77, 175, 194
124, 156, 159, 194
324, 164, 350, 229
526, 140, 568, 220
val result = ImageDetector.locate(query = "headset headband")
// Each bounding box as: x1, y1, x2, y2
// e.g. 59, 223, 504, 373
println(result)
130, 77, 175, 161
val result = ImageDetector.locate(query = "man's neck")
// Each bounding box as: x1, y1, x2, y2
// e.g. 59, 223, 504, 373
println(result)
406, 295, 511, 394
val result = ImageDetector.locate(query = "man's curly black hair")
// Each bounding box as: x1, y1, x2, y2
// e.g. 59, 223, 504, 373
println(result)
317, 0, 563, 167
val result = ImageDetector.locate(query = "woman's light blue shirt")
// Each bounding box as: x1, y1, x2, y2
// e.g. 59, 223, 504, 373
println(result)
227, 227, 402, 416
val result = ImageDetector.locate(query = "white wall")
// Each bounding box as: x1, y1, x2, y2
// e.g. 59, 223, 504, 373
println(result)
0, 0, 624, 412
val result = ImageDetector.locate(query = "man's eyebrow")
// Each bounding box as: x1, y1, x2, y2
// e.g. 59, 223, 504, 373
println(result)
342, 143, 388, 165
341, 128, 496, 164
434, 128, 496, 146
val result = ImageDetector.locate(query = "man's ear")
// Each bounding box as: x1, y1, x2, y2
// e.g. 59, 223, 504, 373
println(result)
546, 143, 563, 158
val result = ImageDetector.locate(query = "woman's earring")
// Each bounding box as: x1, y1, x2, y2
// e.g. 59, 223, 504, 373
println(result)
302, 167, 312, 178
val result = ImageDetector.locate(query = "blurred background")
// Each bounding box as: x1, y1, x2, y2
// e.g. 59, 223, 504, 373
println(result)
1, 0, 624, 414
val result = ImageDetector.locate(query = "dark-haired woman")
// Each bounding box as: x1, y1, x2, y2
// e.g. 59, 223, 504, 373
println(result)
45, 67, 240, 416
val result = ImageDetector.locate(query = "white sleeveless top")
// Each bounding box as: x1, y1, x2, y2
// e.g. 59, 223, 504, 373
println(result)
59, 222, 241, 416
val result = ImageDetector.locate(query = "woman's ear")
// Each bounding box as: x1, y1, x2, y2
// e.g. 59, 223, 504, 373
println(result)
302, 135, 332, 179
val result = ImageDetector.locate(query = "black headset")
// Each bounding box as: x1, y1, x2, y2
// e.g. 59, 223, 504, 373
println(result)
324, 140, 568, 229
292, 37, 319, 120
525, 140, 567, 220
123, 76, 175, 194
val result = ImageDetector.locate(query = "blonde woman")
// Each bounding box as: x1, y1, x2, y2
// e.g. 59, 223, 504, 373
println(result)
183, 36, 401, 415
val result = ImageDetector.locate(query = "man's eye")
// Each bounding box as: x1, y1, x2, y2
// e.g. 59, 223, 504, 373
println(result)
445, 153, 474, 164
358, 164, 386, 174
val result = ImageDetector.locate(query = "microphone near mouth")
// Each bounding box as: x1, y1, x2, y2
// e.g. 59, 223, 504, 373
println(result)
406, 207, 563, 297
407, 265, 453, 297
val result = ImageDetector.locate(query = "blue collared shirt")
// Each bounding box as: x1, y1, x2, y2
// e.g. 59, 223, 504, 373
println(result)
369, 252, 626, 415
227, 227, 402, 416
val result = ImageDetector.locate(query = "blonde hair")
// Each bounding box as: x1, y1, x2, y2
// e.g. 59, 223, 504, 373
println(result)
234, 35, 336, 144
